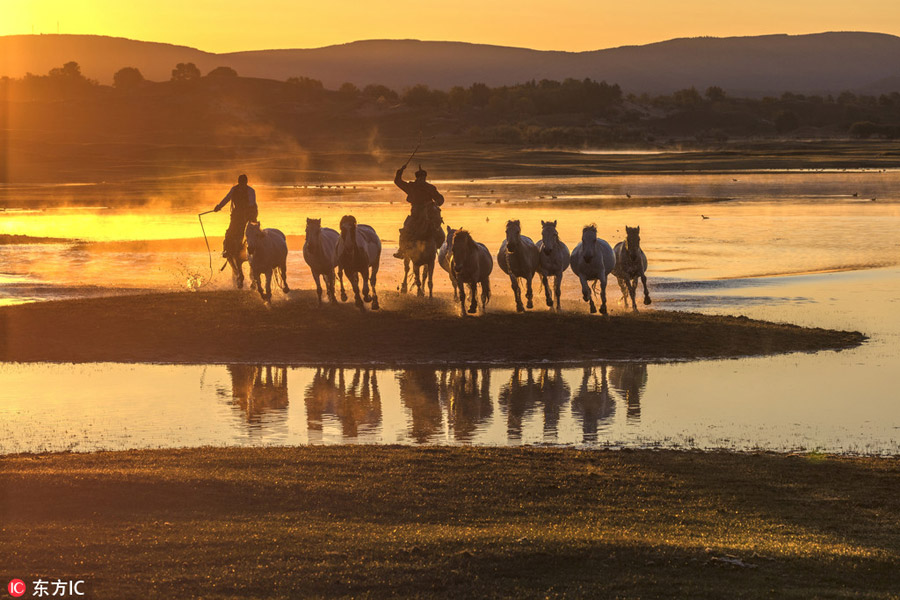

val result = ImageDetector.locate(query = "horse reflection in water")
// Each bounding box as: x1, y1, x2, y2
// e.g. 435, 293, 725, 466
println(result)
223, 365, 289, 428
571, 366, 616, 442
499, 368, 570, 442
397, 369, 443, 443
397, 368, 492, 442
304, 368, 382, 441
608, 363, 648, 421
440, 368, 492, 442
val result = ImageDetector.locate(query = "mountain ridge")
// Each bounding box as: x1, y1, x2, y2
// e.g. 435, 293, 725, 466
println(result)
3, 32, 900, 95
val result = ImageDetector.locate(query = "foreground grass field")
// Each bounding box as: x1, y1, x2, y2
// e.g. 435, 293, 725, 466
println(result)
2, 447, 898, 599
0, 290, 864, 364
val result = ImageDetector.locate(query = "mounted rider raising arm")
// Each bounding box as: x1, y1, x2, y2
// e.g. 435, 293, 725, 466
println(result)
393, 164, 445, 259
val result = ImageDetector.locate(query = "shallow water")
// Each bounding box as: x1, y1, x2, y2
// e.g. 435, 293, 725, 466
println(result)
0, 173, 898, 454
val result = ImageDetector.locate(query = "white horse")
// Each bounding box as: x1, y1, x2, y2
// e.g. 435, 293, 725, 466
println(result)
497, 219, 539, 313
450, 229, 493, 316
612, 225, 651, 312
336, 215, 381, 311
570, 224, 616, 315
244, 221, 289, 303
303, 217, 341, 305
437, 226, 459, 299
536, 220, 570, 311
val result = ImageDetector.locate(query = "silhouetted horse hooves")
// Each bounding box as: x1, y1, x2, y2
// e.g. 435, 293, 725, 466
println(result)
644, 297, 652, 305
372, 298, 380, 310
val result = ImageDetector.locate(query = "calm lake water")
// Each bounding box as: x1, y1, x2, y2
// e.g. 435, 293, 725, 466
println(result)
1, 172, 898, 454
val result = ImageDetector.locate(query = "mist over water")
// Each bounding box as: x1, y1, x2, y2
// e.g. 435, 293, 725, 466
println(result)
1, 171, 898, 454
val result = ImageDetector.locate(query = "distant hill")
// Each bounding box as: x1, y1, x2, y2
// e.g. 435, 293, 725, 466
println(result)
3, 32, 900, 95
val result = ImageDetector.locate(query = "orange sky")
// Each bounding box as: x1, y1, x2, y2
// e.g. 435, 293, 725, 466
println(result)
4, 0, 900, 52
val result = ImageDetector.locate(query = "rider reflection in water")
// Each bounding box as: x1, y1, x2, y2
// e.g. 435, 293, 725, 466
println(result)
214, 174, 258, 258
393, 164, 445, 259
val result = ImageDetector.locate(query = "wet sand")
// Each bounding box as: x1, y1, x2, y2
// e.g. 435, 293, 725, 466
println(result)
2, 446, 897, 599
0, 290, 864, 364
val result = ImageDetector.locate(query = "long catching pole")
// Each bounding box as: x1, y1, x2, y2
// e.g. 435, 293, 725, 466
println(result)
197, 210, 215, 288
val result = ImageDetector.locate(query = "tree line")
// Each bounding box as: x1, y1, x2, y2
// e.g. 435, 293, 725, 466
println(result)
4, 61, 900, 143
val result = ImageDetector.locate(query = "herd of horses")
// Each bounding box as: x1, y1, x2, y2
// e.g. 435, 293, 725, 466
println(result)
230, 216, 651, 316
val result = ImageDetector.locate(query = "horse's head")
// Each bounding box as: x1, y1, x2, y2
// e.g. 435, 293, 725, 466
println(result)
581, 224, 598, 263
505, 220, 522, 253
306, 217, 321, 242
446, 226, 457, 247
339, 215, 357, 243
541, 220, 558, 255
451, 229, 473, 273
244, 221, 262, 254
625, 225, 641, 260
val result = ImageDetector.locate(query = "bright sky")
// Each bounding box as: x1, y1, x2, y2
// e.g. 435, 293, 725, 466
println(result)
4, 0, 900, 52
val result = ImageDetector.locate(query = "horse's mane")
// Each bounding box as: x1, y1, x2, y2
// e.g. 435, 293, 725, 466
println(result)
454, 229, 472, 243
583, 223, 597, 233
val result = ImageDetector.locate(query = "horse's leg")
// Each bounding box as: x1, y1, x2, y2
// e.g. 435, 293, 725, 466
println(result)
451, 273, 459, 301
554, 273, 563, 312
509, 273, 524, 312
427, 260, 434, 298
414, 263, 424, 297
338, 266, 348, 302
579, 274, 595, 313
362, 266, 372, 302
313, 272, 324, 305
641, 271, 651, 305
525, 274, 534, 309
264, 270, 273, 302
349, 271, 364, 310
370, 269, 379, 310
541, 274, 553, 308
627, 277, 639, 313
458, 279, 468, 317
617, 276, 630, 309
401, 258, 409, 294
468, 282, 478, 314
481, 277, 491, 314
230, 257, 244, 289
599, 273, 608, 316
325, 270, 337, 303
280, 259, 289, 293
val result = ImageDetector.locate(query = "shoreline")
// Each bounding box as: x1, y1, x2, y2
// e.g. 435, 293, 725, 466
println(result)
0, 290, 865, 364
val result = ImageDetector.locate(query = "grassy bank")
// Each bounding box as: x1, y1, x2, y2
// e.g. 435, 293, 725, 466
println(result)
2, 446, 898, 598
0, 290, 864, 364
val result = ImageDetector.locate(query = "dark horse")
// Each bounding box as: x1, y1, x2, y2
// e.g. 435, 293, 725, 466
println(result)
224, 233, 249, 289
400, 236, 439, 298
336, 215, 381, 311
450, 230, 493, 316
611, 226, 651, 311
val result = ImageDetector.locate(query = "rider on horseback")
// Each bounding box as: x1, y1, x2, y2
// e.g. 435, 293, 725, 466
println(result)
214, 174, 258, 258
393, 164, 445, 259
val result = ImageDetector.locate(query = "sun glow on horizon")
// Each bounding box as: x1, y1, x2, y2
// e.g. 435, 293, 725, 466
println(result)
3, 0, 900, 53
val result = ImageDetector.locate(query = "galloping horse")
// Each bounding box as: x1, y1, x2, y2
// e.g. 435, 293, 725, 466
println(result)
244, 221, 289, 303
497, 219, 539, 312
450, 230, 493, 316
336, 215, 381, 311
437, 226, 459, 299
570, 224, 616, 315
400, 236, 438, 298
612, 226, 651, 311
303, 218, 341, 305
535, 220, 570, 311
